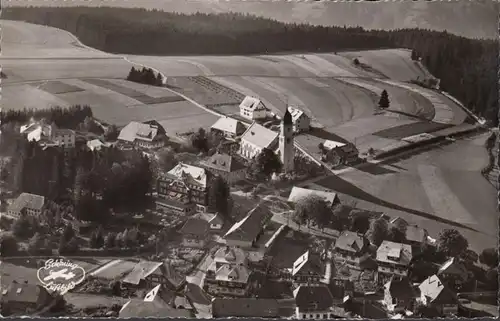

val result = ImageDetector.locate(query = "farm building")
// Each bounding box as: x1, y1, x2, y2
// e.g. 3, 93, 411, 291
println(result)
210, 117, 246, 139
321, 140, 359, 165
200, 153, 246, 185
20, 121, 76, 149
224, 203, 272, 248
239, 96, 267, 120
7, 193, 45, 218
287, 106, 311, 133
239, 122, 279, 160
118, 121, 166, 149
287, 186, 340, 208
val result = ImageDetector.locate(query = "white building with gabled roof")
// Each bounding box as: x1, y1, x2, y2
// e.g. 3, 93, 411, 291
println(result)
239, 96, 267, 120
287, 106, 311, 133
210, 117, 246, 139
239, 122, 279, 160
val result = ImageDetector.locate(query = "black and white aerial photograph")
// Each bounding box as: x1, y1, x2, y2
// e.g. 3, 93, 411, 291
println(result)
0, 0, 498, 318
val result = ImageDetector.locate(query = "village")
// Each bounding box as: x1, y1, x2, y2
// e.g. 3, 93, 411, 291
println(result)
0, 88, 497, 319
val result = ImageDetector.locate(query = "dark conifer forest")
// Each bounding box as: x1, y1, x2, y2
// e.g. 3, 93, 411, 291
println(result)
2, 6, 497, 124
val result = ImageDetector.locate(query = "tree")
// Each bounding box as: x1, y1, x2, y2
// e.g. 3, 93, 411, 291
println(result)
368, 217, 389, 246
479, 248, 498, 268
190, 128, 209, 152
208, 176, 231, 218
157, 147, 178, 172
63, 223, 75, 243
104, 124, 119, 141
411, 49, 419, 61
12, 215, 34, 239
378, 90, 390, 109
28, 232, 44, 253
388, 226, 406, 243
294, 195, 332, 229
437, 229, 469, 258
0, 234, 18, 257
105, 232, 117, 248
248, 148, 282, 181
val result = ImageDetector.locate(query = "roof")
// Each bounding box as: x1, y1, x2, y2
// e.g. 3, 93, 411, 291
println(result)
215, 264, 250, 283
287, 106, 307, 122
161, 261, 185, 289
179, 218, 209, 236
118, 121, 161, 143
224, 203, 271, 243
212, 246, 247, 266
166, 163, 208, 188
193, 212, 224, 227
288, 186, 337, 205
212, 298, 281, 318
211, 117, 245, 135
240, 122, 279, 150
283, 107, 293, 125
119, 299, 192, 318
202, 153, 246, 173
384, 277, 415, 299
437, 258, 468, 280
405, 225, 428, 244
293, 285, 334, 311
323, 140, 347, 150
8, 193, 45, 213
376, 241, 412, 266
87, 139, 109, 151
122, 260, 164, 285
240, 96, 265, 111
418, 275, 457, 305
335, 231, 367, 254
1, 281, 50, 305
291, 250, 323, 276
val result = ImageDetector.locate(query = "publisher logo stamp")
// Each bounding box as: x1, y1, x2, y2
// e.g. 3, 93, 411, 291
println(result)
37, 259, 85, 295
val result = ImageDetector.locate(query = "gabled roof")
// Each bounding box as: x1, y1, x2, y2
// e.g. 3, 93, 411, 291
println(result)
288, 186, 338, 205
193, 212, 224, 227
335, 231, 367, 254
224, 203, 271, 243
293, 285, 334, 311
212, 246, 247, 266
122, 260, 164, 285
161, 260, 185, 289
437, 258, 468, 280
240, 122, 279, 151
211, 117, 246, 135
384, 277, 415, 299
376, 241, 412, 266
212, 298, 281, 318
8, 193, 45, 213
405, 225, 428, 244
240, 96, 266, 111
419, 275, 457, 305
215, 264, 250, 283
202, 153, 246, 173
87, 139, 109, 151
323, 140, 347, 150
1, 281, 51, 305
179, 218, 209, 236
287, 106, 308, 122
166, 163, 208, 188
119, 298, 192, 318
291, 250, 323, 276
118, 121, 161, 143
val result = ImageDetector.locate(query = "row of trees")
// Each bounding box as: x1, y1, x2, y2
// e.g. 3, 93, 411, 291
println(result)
2, 7, 497, 124
126, 67, 163, 86
90, 227, 146, 249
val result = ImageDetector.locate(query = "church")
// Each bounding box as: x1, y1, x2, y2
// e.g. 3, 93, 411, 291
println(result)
278, 108, 295, 174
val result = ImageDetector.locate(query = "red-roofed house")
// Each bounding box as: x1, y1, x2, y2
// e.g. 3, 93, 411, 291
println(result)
179, 217, 210, 248
333, 231, 369, 268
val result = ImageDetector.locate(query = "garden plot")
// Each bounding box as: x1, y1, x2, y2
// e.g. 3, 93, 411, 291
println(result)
371, 121, 451, 140
81, 78, 185, 105
339, 49, 426, 81
32, 80, 85, 95
110, 79, 182, 99
2, 83, 70, 110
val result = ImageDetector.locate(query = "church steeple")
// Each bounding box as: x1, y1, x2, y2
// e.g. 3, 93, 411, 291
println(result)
283, 107, 293, 126
279, 106, 294, 173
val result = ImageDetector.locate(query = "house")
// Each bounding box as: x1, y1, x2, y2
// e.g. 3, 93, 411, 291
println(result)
376, 241, 413, 282
334, 231, 370, 268
200, 153, 246, 185
287, 106, 311, 133
210, 117, 246, 139
223, 203, 272, 248
321, 140, 358, 164
119, 285, 193, 318
205, 247, 252, 296
179, 217, 210, 248
418, 275, 458, 316
20, 121, 75, 149
239, 122, 279, 160
436, 258, 468, 290
328, 278, 355, 302
287, 186, 340, 209
383, 277, 416, 313
239, 96, 267, 120
403, 225, 429, 248
0, 281, 54, 316
193, 212, 225, 231
7, 193, 45, 218
289, 250, 325, 285
293, 285, 337, 319
156, 163, 209, 213
122, 260, 185, 291
117, 121, 166, 149
86, 139, 110, 151
211, 298, 286, 318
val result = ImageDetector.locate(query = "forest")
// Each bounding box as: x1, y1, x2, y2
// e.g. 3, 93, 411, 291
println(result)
2, 6, 497, 124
